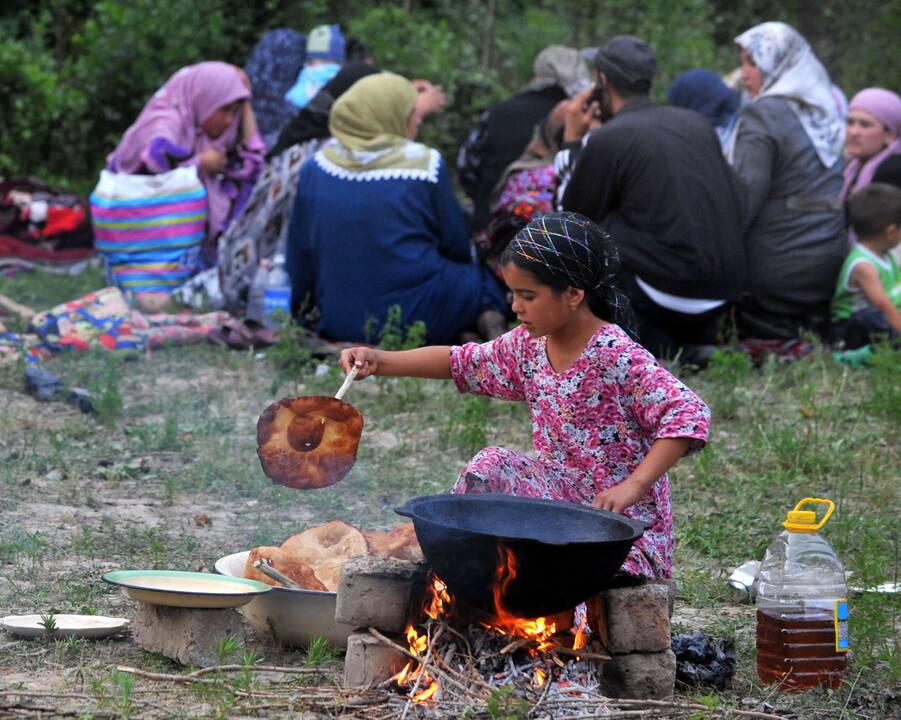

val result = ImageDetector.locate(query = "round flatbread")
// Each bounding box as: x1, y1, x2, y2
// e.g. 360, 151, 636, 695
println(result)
364, 523, 423, 562
281, 520, 371, 592
257, 396, 363, 489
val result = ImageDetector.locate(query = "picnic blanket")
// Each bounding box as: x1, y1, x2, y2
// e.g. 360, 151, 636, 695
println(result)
0, 286, 228, 364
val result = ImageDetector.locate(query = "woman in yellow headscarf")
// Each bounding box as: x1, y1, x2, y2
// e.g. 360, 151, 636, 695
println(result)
286, 73, 507, 343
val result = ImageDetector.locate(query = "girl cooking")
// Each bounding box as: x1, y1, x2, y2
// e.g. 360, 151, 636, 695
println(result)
339, 212, 710, 579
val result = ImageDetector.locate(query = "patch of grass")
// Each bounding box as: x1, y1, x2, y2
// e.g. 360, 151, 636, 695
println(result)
439, 394, 493, 456
267, 315, 314, 395
87, 350, 124, 425
304, 635, 340, 667
0, 263, 106, 317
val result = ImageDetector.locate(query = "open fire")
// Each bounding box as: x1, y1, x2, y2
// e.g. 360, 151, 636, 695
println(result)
390, 544, 592, 703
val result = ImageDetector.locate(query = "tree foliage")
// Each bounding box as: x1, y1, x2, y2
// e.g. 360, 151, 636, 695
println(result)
0, 0, 898, 193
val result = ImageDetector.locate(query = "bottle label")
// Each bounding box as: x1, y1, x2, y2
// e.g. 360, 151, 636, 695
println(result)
834, 599, 849, 652
263, 287, 291, 315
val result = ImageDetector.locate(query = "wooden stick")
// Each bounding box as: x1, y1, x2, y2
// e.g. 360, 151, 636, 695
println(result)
368, 627, 490, 699
499, 636, 530, 655
552, 644, 611, 661
188, 663, 337, 677
114, 667, 220, 685
335, 364, 359, 401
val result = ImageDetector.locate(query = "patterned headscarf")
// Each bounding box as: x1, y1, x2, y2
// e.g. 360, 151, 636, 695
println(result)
734, 22, 843, 167
503, 212, 638, 339
244, 28, 307, 148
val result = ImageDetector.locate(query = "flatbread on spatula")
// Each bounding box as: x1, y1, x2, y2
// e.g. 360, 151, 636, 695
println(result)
257, 396, 363, 489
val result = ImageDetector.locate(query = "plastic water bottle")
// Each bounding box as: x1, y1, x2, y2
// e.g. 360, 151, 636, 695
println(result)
756, 498, 849, 691
262, 254, 292, 328
246, 259, 270, 325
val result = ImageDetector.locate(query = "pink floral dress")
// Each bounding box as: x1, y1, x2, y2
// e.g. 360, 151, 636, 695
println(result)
449, 323, 710, 579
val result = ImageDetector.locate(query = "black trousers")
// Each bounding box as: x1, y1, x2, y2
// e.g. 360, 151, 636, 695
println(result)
619, 271, 726, 360
833, 307, 899, 349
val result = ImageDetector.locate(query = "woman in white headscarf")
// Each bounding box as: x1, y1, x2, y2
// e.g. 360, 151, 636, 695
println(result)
729, 22, 847, 340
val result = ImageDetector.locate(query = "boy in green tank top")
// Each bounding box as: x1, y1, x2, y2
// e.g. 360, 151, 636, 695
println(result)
832, 183, 901, 349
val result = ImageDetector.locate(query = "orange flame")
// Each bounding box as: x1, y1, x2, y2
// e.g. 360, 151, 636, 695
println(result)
486, 545, 557, 651
406, 625, 428, 655
573, 618, 587, 651
413, 679, 439, 701
392, 661, 412, 685
533, 668, 547, 687
424, 576, 452, 620
394, 610, 442, 703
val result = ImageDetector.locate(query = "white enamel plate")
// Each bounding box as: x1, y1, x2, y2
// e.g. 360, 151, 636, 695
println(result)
0, 613, 129, 639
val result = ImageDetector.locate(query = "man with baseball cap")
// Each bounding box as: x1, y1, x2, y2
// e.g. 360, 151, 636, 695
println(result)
557, 36, 748, 363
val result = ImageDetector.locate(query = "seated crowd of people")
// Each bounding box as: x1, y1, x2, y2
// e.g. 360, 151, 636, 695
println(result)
90, 21, 901, 362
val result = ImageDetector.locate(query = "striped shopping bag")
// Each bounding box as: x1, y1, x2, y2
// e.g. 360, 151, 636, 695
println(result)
90, 166, 207, 295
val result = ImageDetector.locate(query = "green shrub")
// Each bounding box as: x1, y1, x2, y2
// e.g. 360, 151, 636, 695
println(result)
0, 36, 84, 186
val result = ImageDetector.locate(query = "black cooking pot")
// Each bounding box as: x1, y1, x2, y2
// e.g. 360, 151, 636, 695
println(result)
396, 494, 647, 618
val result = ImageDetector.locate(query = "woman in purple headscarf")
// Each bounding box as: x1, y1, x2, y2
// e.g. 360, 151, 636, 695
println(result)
106, 62, 266, 262
841, 88, 901, 202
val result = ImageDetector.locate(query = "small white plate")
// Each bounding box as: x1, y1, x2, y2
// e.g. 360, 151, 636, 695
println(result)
0, 614, 129, 639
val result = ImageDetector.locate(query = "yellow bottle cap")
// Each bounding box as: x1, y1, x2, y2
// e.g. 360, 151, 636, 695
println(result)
783, 498, 835, 532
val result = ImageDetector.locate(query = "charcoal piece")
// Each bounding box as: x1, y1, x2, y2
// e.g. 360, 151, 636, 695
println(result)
671, 632, 736, 689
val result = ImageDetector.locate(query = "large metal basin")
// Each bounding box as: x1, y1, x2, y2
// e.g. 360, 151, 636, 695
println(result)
214, 550, 354, 648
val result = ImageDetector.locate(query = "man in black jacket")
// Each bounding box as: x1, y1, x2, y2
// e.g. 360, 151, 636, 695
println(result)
557, 36, 748, 362
459, 46, 590, 231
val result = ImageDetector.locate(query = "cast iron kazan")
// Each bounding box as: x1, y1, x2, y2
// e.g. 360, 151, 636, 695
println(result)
396, 493, 647, 618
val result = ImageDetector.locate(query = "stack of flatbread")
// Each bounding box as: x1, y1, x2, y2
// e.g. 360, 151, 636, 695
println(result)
244, 520, 422, 592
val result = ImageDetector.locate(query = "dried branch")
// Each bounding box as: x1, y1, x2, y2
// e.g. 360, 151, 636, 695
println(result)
368, 627, 491, 699
552, 644, 611, 661
188, 663, 338, 677
114, 666, 221, 685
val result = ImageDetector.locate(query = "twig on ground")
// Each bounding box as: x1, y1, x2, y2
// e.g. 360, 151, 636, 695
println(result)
187, 663, 338, 677
114, 666, 220, 685
499, 636, 530, 655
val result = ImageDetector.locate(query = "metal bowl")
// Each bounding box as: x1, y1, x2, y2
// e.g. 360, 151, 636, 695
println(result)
214, 551, 355, 647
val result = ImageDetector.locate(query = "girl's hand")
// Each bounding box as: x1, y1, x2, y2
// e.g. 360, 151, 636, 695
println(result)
339, 347, 380, 379
198, 147, 227, 175
592, 480, 646, 514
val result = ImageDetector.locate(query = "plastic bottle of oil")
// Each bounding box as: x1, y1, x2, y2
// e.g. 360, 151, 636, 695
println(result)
756, 498, 849, 691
